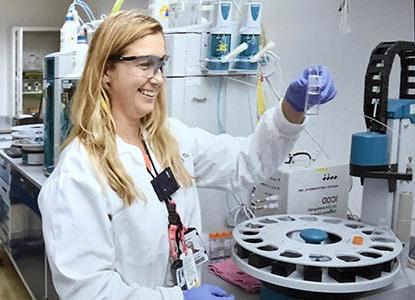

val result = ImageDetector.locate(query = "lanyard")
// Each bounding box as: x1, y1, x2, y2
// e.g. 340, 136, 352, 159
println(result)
142, 141, 187, 261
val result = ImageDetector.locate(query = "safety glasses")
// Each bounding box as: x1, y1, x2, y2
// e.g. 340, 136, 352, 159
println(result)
109, 55, 169, 78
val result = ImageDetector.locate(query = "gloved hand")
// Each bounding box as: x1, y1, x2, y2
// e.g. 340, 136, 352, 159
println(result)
183, 284, 235, 300
284, 64, 337, 112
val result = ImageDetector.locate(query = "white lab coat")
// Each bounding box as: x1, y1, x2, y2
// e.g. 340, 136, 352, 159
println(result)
38, 102, 305, 300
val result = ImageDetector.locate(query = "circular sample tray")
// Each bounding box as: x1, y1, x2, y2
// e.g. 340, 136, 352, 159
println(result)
232, 214, 401, 293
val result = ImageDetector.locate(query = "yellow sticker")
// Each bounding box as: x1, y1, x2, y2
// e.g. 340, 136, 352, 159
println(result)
217, 42, 228, 52
316, 167, 328, 173
159, 5, 170, 19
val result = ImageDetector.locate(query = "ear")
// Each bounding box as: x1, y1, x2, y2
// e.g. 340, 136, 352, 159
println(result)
102, 71, 111, 89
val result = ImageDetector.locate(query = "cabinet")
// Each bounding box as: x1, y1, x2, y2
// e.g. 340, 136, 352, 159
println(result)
0, 154, 58, 300
11, 27, 59, 117
0, 156, 11, 249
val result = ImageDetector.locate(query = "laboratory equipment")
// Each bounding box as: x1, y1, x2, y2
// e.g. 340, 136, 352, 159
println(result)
60, 8, 79, 53
228, 41, 415, 300
232, 214, 402, 297
253, 159, 349, 218
21, 143, 44, 166
304, 72, 323, 115
348, 41, 415, 296
233, 1, 262, 71
206, 1, 233, 71
43, 51, 79, 176
5, 124, 44, 159
349, 41, 415, 230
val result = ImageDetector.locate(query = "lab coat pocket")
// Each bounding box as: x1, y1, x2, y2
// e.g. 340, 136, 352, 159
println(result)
181, 152, 194, 175
111, 202, 168, 267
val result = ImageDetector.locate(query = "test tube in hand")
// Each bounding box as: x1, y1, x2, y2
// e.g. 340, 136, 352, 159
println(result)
304, 70, 323, 115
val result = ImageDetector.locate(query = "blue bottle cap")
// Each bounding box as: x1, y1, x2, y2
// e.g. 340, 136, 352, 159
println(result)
300, 228, 328, 244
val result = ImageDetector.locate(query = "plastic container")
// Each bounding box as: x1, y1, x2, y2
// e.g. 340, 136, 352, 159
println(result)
223, 231, 234, 257
60, 11, 79, 53
73, 28, 89, 75
209, 232, 227, 260
304, 74, 323, 115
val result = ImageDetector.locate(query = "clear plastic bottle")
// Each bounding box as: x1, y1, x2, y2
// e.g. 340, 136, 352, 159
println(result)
60, 10, 79, 53
73, 27, 89, 75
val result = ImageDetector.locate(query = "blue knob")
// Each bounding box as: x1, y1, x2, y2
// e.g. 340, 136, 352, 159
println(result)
300, 228, 328, 244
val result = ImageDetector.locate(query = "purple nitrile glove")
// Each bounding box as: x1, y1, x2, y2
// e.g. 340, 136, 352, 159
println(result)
183, 284, 235, 300
284, 64, 337, 112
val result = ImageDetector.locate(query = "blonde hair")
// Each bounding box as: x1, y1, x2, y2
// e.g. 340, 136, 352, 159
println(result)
63, 10, 192, 205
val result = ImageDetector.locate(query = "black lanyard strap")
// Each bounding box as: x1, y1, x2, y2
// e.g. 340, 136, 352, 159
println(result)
143, 141, 159, 178
142, 140, 183, 227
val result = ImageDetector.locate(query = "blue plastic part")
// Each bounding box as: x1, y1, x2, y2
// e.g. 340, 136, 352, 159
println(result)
206, 61, 229, 71
221, 2, 231, 20
387, 99, 415, 123
234, 34, 260, 70
239, 34, 260, 57
251, 4, 261, 21
350, 132, 389, 166
260, 285, 295, 300
300, 228, 328, 244
233, 60, 258, 70
77, 35, 87, 43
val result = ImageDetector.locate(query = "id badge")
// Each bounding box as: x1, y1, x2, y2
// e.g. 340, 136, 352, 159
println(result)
175, 265, 186, 289
180, 252, 200, 290
184, 228, 209, 266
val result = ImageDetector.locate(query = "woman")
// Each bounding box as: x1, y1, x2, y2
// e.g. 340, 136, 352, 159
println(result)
38, 10, 336, 300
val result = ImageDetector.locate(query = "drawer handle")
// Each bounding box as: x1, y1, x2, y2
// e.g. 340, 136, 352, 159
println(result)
1, 165, 6, 170
19, 177, 25, 184
192, 97, 207, 103
1, 187, 6, 193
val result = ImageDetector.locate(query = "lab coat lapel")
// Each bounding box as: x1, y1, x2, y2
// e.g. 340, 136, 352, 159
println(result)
115, 135, 162, 172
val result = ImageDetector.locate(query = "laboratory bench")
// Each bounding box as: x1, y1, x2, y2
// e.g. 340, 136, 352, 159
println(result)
0, 143, 259, 300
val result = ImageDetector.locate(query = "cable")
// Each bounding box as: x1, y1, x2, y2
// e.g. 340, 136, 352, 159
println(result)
324, 105, 414, 160
347, 207, 360, 221
304, 127, 331, 160
216, 78, 225, 133
225, 181, 256, 228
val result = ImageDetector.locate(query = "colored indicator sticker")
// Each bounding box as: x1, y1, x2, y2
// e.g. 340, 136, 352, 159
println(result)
217, 42, 228, 53
159, 5, 169, 19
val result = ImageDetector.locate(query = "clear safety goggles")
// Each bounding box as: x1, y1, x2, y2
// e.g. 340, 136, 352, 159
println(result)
109, 55, 169, 78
